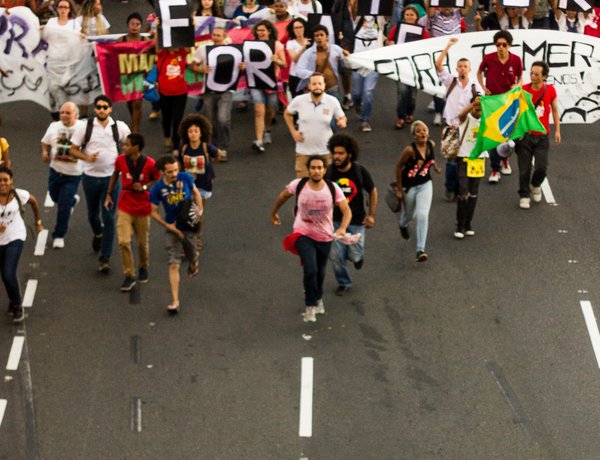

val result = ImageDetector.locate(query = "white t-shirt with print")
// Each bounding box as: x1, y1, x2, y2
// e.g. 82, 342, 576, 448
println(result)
0, 189, 29, 245
41, 120, 85, 176
458, 114, 488, 158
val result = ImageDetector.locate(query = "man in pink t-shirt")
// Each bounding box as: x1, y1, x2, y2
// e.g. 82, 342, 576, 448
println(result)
515, 60, 561, 210
271, 156, 351, 323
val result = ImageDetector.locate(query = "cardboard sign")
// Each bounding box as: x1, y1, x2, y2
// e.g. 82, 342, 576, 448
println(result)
205, 45, 243, 92
156, 0, 195, 48
357, 0, 394, 16
243, 40, 277, 90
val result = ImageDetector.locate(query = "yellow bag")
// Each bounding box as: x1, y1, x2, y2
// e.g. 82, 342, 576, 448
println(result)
464, 158, 485, 178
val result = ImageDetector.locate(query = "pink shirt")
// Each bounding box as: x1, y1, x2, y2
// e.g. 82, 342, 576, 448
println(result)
286, 179, 346, 242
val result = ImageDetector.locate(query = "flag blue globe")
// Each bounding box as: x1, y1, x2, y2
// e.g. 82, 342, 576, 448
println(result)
498, 98, 520, 138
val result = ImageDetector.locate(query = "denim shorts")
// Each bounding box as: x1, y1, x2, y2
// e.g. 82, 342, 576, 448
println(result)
250, 89, 278, 107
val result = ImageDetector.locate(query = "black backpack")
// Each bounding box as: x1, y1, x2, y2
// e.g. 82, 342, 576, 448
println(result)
293, 177, 336, 215
81, 117, 120, 151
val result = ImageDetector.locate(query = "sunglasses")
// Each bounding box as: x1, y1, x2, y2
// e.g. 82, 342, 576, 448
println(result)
95, 104, 110, 110
496, 42, 509, 48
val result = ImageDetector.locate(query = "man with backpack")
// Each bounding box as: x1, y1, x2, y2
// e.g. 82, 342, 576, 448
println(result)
104, 134, 160, 292
70, 95, 131, 273
325, 133, 377, 296
271, 155, 351, 323
435, 37, 483, 201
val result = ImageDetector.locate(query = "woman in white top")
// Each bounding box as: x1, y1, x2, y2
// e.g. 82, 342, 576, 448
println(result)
286, 17, 310, 98
553, 0, 587, 33
295, 0, 323, 17
45, 0, 80, 30
0, 166, 43, 323
76, 0, 110, 36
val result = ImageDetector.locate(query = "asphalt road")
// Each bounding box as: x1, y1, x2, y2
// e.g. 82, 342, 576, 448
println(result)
1, 2, 600, 459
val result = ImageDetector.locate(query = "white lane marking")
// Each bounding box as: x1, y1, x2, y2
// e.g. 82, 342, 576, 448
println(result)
22, 280, 38, 308
541, 178, 555, 204
299, 357, 314, 437
580, 301, 600, 368
44, 192, 54, 208
0, 399, 6, 427
34, 230, 48, 256
6, 336, 25, 371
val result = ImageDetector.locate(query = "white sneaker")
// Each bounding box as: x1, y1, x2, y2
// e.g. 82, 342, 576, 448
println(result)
488, 171, 501, 183
219, 150, 228, 162
427, 100, 435, 112
263, 131, 272, 145
433, 113, 442, 126
315, 299, 325, 315
53, 238, 65, 249
501, 159, 512, 175
454, 230, 465, 239
71, 194, 80, 216
303, 306, 317, 323
532, 186, 542, 202
465, 229, 475, 236
519, 197, 531, 209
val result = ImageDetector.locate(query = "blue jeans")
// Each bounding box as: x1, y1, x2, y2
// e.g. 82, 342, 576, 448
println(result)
399, 181, 433, 252
351, 70, 379, 122
82, 174, 120, 261
295, 236, 331, 307
0, 239, 24, 306
48, 168, 81, 238
396, 82, 417, 119
330, 222, 365, 287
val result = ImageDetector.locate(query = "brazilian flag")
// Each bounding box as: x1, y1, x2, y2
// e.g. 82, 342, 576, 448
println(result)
470, 87, 547, 159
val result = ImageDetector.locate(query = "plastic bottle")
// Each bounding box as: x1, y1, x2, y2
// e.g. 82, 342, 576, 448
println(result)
497, 139, 516, 158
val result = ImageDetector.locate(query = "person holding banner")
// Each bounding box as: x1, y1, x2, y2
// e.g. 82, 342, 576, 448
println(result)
395, 120, 441, 262
191, 27, 235, 159
45, 0, 78, 31
552, 0, 588, 33
495, 4, 535, 30
477, 30, 522, 183
250, 20, 287, 153
516, 61, 560, 209
117, 12, 152, 134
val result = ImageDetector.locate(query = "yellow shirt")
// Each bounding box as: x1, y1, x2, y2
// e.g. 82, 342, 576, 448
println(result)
0, 138, 8, 163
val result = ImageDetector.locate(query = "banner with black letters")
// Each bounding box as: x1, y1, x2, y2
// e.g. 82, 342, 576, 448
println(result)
394, 23, 425, 44
155, 0, 195, 48
242, 40, 277, 90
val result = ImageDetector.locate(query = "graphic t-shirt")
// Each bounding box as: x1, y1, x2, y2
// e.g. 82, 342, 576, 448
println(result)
114, 154, 160, 216
181, 143, 219, 192
523, 83, 556, 135
458, 114, 488, 158
327, 163, 374, 225
0, 189, 29, 245
41, 120, 85, 175
286, 178, 345, 242
157, 48, 189, 96
149, 172, 195, 227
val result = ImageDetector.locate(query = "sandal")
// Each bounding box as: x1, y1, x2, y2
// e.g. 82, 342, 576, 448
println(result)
167, 302, 179, 315
395, 118, 405, 129
188, 260, 199, 278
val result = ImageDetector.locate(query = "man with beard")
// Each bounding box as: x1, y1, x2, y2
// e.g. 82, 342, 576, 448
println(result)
284, 73, 347, 178
325, 133, 377, 296
70, 95, 131, 273
271, 155, 351, 323
41, 101, 84, 249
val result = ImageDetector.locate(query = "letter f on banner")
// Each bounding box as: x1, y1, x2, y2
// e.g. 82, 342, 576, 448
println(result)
156, 0, 195, 48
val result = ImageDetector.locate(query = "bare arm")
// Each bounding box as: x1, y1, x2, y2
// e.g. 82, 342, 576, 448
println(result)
151, 203, 184, 239
395, 147, 413, 199
27, 194, 44, 233
41, 143, 51, 163
334, 199, 352, 237
284, 110, 304, 143
363, 186, 377, 228
435, 37, 458, 73
551, 97, 561, 144
271, 188, 293, 225
460, 0, 472, 16
477, 68, 490, 95
104, 170, 119, 209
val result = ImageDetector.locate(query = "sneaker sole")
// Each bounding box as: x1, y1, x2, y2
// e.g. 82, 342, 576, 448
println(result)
120, 283, 136, 292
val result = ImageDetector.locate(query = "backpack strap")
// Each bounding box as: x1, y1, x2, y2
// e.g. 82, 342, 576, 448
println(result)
111, 121, 120, 146
81, 117, 94, 151
294, 177, 336, 215
125, 154, 147, 186
10, 189, 25, 217
445, 76, 458, 100
533, 84, 547, 108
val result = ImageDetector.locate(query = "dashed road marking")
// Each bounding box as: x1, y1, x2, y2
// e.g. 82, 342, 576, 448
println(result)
580, 301, 600, 368
299, 357, 314, 438
44, 192, 54, 208
34, 230, 48, 256
0, 399, 6, 427
6, 336, 25, 371
22, 280, 38, 308
541, 178, 555, 205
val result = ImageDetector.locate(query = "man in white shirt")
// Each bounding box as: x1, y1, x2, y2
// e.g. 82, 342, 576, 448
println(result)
41, 101, 84, 249
70, 95, 131, 273
284, 73, 347, 178
435, 37, 483, 201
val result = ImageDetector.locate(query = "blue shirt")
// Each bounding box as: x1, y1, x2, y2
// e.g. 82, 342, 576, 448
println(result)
149, 172, 195, 225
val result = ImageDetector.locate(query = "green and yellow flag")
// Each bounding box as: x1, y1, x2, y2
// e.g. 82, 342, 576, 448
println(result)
470, 87, 547, 159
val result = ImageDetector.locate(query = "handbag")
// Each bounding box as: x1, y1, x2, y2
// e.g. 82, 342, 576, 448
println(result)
441, 117, 469, 161
465, 158, 485, 178
176, 200, 202, 233
385, 182, 402, 213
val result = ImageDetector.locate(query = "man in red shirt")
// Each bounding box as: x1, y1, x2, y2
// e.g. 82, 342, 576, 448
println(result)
515, 60, 561, 209
105, 134, 160, 291
477, 30, 523, 183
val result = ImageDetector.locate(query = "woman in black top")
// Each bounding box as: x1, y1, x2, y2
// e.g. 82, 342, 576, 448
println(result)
395, 120, 440, 262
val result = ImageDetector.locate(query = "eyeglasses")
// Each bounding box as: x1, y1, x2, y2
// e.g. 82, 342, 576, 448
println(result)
496, 42, 508, 48
57, 5, 70, 8
95, 104, 110, 110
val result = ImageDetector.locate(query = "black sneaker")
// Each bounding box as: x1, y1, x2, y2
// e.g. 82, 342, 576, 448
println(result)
335, 285, 350, 296
120, 276, 136, 292
416, 251, 428, 262
99, 258, 111, 273
7, 302, 15, 316
400, 226, 410, 240
13, 305, 24, 323
353, 259, 364, 270
92, 234, 103, 252
138, 267, 149, 283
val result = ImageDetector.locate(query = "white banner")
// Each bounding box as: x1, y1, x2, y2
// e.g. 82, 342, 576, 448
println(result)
43, 26, 101, 112
348, 30, 600, 124
0, 7, 50, 109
